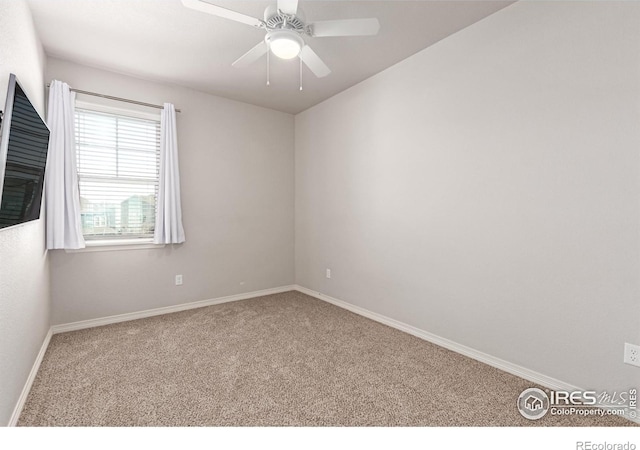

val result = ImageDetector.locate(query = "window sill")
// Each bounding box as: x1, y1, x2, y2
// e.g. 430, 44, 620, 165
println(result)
64, 239, 165, 253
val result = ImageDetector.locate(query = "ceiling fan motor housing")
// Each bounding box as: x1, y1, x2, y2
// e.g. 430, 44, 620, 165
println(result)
264, 4, 307, 32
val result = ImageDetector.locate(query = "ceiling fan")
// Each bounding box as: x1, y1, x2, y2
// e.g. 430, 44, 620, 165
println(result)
181, 0, 380, 79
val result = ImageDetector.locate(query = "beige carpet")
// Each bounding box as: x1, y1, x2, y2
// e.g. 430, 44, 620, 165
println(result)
19, 291, 634, 426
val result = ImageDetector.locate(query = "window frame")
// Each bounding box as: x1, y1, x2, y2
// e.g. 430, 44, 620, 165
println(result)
71, 100, 164, 252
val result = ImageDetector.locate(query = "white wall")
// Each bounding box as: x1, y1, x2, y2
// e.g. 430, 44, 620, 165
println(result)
0, 0, 49, 426
47, 58, 294, 324
295, 1, 640, 394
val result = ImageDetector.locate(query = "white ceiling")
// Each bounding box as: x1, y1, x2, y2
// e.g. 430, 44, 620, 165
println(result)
27, 0, 514, 114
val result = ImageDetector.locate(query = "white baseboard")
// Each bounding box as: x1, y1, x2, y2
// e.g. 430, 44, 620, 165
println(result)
8, 327, 52, 427
294, 285, 640, 425
51, 285, 296, 334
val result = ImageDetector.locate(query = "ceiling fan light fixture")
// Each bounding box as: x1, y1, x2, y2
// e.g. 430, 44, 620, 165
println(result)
266, 30, 303, 60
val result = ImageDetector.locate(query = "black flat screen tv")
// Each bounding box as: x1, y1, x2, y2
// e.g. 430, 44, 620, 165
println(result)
0, 74, 50, 229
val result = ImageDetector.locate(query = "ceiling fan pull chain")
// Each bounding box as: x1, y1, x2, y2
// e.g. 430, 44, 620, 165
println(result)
267, 49, 270, 86
299, 57, 303, 91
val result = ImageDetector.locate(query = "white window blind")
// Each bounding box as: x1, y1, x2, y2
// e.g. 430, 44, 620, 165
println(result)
74, 107, 160, 241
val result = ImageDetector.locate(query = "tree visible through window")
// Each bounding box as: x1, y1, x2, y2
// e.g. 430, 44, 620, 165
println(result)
75, 107, 160, 241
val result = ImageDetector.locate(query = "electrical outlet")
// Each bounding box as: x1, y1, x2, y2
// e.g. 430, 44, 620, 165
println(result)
326, 268, 331, 279
175, 274, 183, 286
624, 343, 640, 367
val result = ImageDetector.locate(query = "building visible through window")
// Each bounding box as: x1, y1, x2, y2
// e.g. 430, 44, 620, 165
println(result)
75, 107, 160, 241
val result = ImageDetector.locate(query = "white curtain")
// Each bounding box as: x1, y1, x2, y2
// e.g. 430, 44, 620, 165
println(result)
45, 80, 85, 250
154, 103, 185, 244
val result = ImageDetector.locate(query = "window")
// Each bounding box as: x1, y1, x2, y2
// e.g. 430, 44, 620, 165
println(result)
74, 104, 160, 243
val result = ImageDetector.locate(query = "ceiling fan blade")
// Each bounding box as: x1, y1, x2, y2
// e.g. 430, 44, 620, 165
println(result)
299, 45, 331, 78
232, 41, 268, 68
181, 0, 263, 28
311, 18, 380, 37
277, 0, 299, 15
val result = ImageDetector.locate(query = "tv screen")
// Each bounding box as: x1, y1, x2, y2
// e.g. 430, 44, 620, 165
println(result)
0, 74, 50, 229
